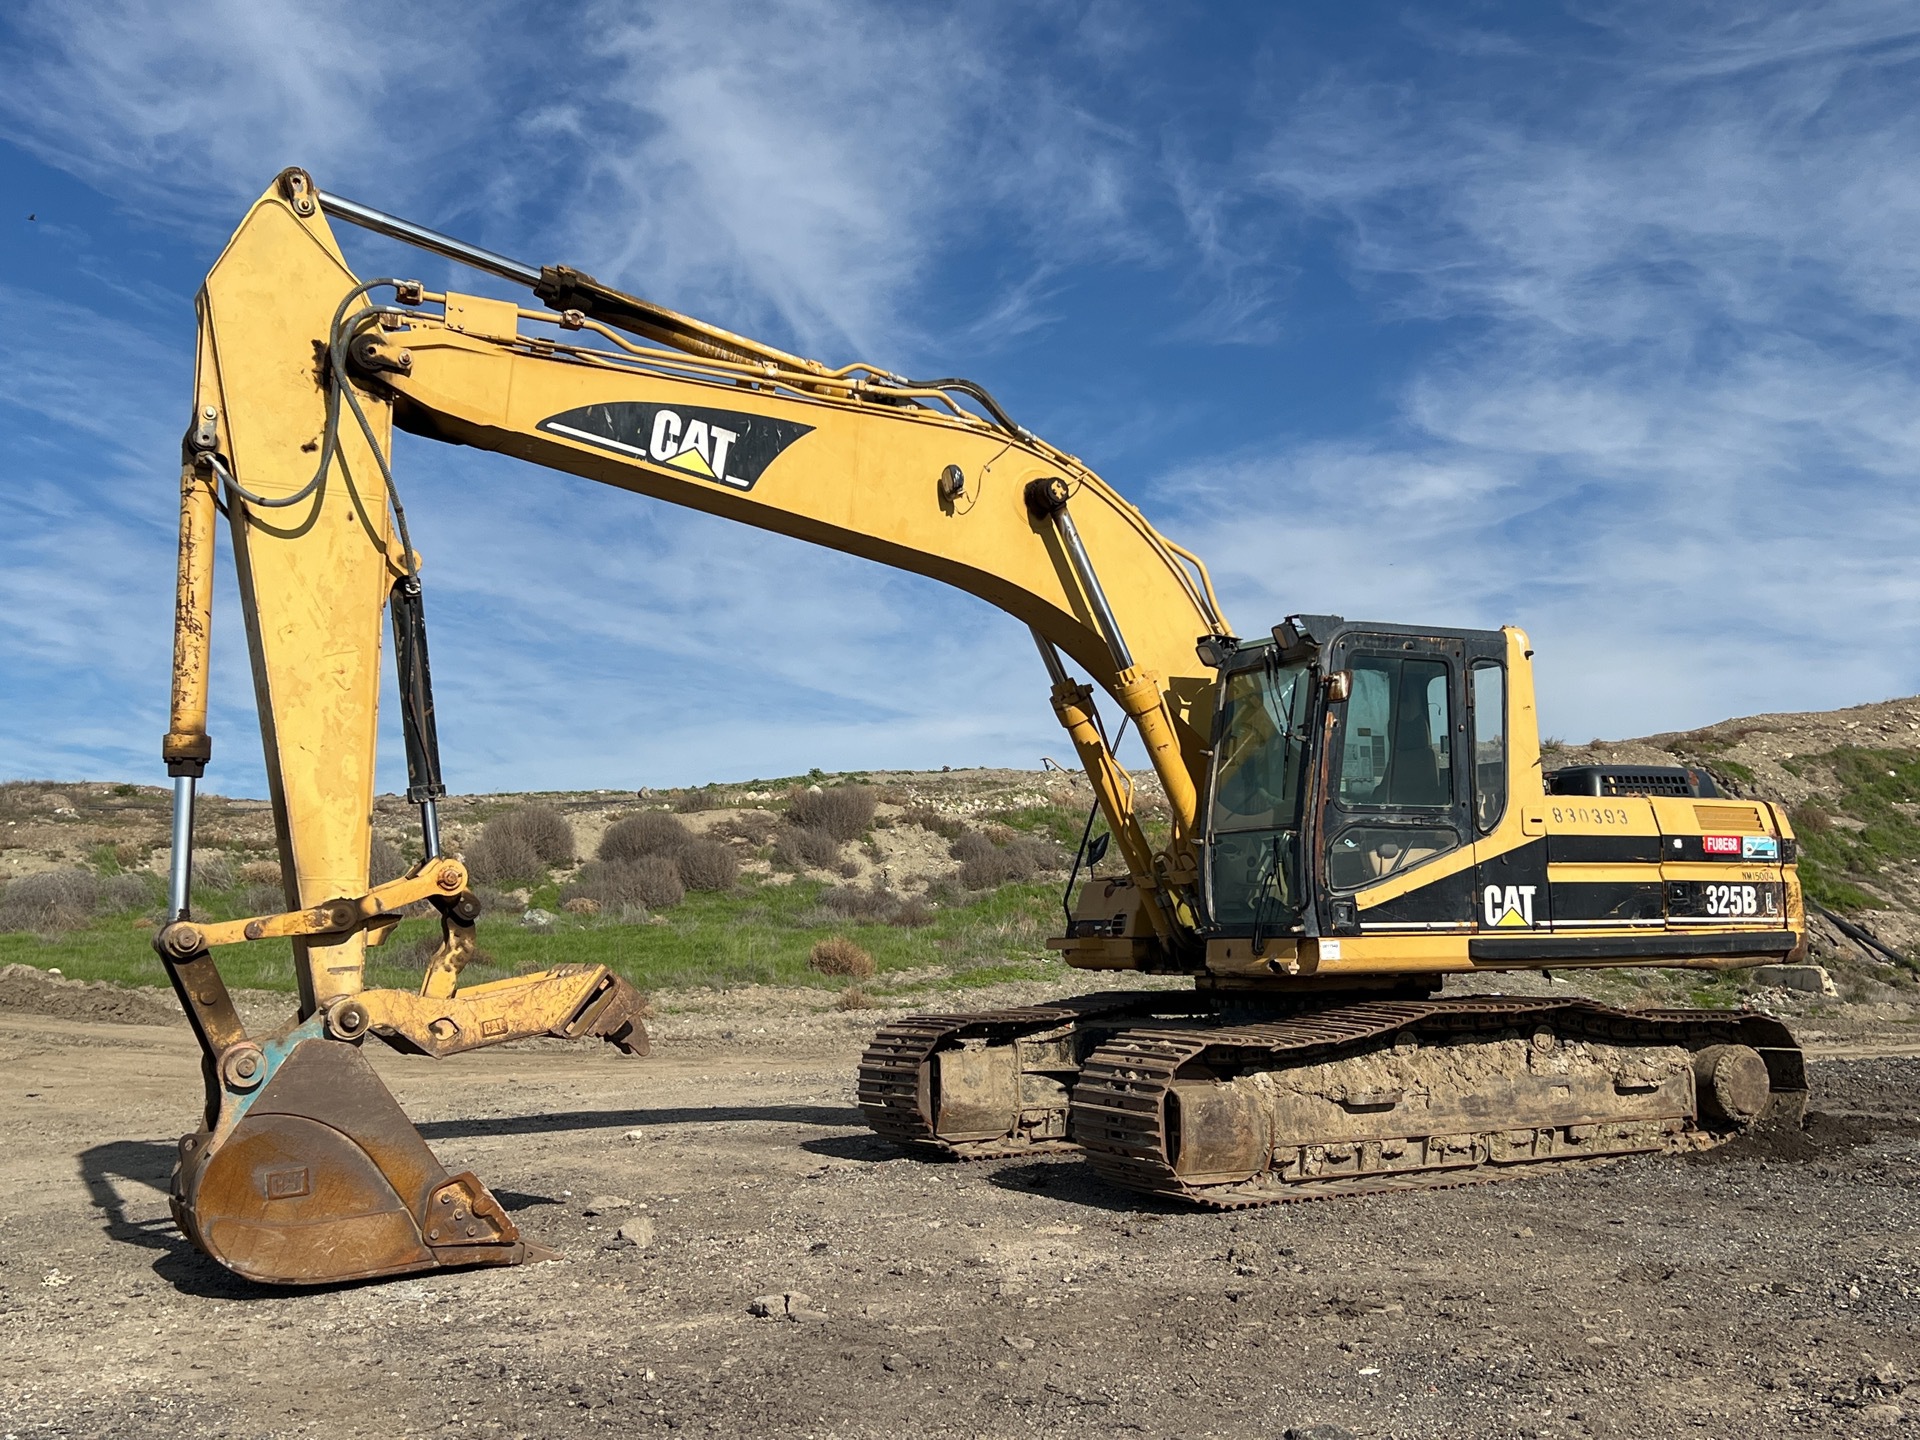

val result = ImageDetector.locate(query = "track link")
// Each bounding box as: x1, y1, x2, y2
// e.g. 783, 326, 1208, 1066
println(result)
1072, 996, 1805, 1207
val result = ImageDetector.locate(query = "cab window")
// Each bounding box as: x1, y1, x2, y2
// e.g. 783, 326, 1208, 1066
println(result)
1471, 660, 1506, 833
1335, 655, 1452, 809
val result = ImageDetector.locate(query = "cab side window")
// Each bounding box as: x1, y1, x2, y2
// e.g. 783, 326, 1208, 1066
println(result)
1471, 661, 1506, 833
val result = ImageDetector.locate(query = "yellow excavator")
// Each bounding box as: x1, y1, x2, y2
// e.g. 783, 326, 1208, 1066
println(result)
156, 169, 1807, 1286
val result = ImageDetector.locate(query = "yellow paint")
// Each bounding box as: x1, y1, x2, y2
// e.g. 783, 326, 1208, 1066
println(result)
195, 180, 396, 1012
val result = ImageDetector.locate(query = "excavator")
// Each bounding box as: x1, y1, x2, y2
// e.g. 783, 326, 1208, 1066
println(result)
155, 169, 1808, 1286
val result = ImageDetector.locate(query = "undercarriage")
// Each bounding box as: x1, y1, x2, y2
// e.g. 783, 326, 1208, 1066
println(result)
857, 990, 1804, 1205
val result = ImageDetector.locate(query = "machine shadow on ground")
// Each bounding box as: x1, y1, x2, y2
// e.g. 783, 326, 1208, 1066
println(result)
416, 1102, 862, 1141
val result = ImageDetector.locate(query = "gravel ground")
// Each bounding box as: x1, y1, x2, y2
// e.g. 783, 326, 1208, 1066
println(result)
1, 990, 1917, 1440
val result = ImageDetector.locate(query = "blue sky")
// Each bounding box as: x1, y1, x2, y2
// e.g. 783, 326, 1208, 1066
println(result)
3, 2, 1918, 796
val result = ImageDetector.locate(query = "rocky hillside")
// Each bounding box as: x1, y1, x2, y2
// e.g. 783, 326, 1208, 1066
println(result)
1, 693, 1915, 987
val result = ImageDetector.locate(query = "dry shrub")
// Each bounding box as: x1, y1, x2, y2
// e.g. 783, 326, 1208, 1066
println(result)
948, 830, 995, 865
193, 853, 237, 893
818, 883, 938, 928
1790, 803, 1832, 837
836, 858, 861, 879
0, 781, 42, 821
787, 784, 876, 842
809, 936, 875, 979
505, 805, 576, 864
467, 805, 574, 886
369, 837, 410, 885
671, 787, 717, 813
955, 834, 1067, 890
566, 856, 684, 911
900, 805, 966, 840
713, 811, 778, 847
821, 883, 897, 920
106, 872, 155, 913
600, 812, 691, 862
238, 883, 285, 917
0, 870, 151, 932
465, 828, 543, 887
675, 839, 738, 892
0, 871, 98, 930
773, 824, 842, 870
563, 896, 601, 916
237, 859, 284, 887
889, 896, 936, 928
833, 986, 877, 1011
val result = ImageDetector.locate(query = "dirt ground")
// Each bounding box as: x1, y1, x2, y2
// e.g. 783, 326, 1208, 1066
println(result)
2, 978, 1918, 1440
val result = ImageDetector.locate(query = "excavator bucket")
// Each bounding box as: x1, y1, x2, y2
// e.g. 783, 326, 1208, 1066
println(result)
171, 1024, 545, 1286
152, 879, 647, 1285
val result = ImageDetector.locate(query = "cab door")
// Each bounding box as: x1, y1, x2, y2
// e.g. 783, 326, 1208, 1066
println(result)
1314, 632, 1475, 933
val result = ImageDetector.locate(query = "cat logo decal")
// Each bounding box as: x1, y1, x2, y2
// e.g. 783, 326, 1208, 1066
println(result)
539, 402, 813, 491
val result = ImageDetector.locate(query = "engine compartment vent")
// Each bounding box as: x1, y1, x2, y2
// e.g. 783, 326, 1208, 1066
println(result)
1545, 764, 1721, 799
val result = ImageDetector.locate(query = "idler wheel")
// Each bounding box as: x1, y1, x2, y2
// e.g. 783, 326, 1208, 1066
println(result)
1693, 1044, 1771, 1128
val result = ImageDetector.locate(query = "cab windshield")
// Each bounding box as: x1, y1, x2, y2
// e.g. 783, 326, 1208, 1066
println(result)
1205, 657, 1313, 928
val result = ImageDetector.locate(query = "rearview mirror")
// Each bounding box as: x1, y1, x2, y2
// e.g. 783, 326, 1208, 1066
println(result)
1085, 831, 1111, 867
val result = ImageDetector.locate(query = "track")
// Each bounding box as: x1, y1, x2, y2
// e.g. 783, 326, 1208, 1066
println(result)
860, 992, 1807, 1206
856, 991, 1213, 1159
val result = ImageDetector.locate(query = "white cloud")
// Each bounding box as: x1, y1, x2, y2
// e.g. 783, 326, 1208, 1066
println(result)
493, 2, 1150, 362
0, 1, 474, 223
1, 0, 1152, 362
0, 2, 1164, 793
1159, 5, 1920, 740
5, 2, 1920, 802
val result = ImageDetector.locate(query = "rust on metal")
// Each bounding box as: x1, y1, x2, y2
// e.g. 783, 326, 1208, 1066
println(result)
354, 965, 649, 1059
172, 1036, 533, 1285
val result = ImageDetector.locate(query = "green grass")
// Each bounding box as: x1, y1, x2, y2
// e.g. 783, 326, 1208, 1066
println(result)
0, 873, 1070, 997
980, 801, 1095, 849
1784, 745, 1920, 912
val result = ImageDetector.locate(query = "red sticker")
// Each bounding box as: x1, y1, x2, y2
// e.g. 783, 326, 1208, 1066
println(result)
1701, 835, 1741, 855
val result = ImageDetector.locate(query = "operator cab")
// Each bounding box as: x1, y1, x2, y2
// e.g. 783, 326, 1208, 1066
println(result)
1198, 616, 1509, 939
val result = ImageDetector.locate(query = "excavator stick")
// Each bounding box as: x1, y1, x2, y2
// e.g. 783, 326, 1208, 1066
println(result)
156, 174, 655, 1285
